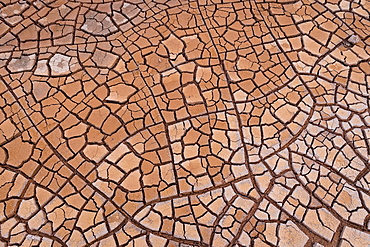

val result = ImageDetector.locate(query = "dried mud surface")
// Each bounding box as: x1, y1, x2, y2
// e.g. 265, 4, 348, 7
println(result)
0, 0, 370, 246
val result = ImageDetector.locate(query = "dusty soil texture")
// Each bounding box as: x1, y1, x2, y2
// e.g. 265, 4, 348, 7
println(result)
0, 0, 370, 246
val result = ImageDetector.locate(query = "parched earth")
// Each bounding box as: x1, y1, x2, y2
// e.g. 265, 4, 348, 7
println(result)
0, 0, 370, 246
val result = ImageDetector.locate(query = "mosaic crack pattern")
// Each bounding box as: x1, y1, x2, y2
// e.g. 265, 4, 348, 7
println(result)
0, 0, 370, 246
